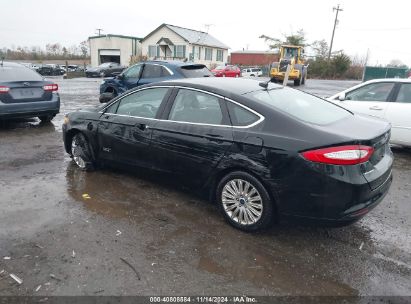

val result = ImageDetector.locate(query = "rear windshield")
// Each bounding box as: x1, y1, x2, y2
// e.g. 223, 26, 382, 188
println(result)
245, 87, 351, 125
0, 66, 43, 82
180, 65, 213, 78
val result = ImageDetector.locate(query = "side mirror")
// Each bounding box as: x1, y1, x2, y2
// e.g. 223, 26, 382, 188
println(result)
338, 92, 346, 101
99, 92, 115, 103
116, 74, 124, 80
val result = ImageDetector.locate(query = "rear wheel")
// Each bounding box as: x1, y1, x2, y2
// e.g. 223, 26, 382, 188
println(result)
294, 76, 301, 86
38, 114, 55, 123
71, 133, 94, 171
216, 171, 275, 232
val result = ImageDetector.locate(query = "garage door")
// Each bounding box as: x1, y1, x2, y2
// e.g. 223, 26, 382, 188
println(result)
99, 49, 121, 64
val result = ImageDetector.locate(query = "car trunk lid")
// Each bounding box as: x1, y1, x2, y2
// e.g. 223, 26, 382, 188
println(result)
0, 81, 53, 103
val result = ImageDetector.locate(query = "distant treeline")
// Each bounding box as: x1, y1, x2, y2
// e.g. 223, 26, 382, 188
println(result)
0, 41, 90, 61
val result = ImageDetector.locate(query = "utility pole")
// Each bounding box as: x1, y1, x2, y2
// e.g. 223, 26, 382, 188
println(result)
328, 4, 343, 61
96, 28, 104, 36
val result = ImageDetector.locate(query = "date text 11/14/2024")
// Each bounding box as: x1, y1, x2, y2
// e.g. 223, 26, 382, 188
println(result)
150, 296, 257, 303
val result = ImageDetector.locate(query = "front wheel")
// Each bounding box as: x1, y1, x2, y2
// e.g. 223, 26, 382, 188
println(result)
71, 133, 95, 171
216, 171, 275, 232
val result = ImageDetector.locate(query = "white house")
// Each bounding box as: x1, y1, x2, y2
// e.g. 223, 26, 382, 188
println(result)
89, 34, 142, 67
141, 24, 229, 68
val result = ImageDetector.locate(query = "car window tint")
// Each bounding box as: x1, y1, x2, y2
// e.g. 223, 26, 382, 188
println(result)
123, 65, 142, 79
169, 89, 223, 125
180, 65, 213, 78
396, 83, 411, 103
0, 66, 43, 81
346, 82, 395, 102
141, 64, 168, 78
116, 88, 168, 118
247, 87, 350, 125
227, 102, 259, 126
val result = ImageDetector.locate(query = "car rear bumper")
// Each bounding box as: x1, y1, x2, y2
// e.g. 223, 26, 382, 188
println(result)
0, 94, 60, 119
281, 171, 392, 225
268, 153, 393, 224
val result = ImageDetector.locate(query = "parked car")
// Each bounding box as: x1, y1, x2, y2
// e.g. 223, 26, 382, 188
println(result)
211, 65, 241, 77
329, 78, 411, 147
99, 60, 213, 103
0, 62, 60, 122
242, 67, 263, 77
37, 64, 65, 76
86, 62, 125, 78
63, 78, 392, 231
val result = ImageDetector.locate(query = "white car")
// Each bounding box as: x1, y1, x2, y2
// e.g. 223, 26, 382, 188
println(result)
329, 78, 411, 147
241, 67, 262, 77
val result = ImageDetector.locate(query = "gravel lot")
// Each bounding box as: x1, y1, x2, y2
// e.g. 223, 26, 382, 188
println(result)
0, 77, 410, 297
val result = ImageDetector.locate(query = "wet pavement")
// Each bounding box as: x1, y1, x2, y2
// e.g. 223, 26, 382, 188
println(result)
0, 77, 410, 296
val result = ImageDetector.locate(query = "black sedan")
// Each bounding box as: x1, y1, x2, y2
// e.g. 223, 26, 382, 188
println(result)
85, 62, 125, 78
0, 62, 60, 122
62, 78, 393, 231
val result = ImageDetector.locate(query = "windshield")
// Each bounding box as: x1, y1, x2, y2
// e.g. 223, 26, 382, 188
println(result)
283, 48, 298, 58
215, 65, 226, 70
180, 65, 213, 78
0, 66, 43, 81
245, 87, 351, 125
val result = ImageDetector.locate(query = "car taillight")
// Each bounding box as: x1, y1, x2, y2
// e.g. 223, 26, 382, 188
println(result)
43, 84, 58, 91
301, 145, 374, 165
0, 86, 10, 93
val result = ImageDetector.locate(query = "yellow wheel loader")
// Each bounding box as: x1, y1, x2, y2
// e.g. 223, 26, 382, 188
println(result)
270, 45, 308, 86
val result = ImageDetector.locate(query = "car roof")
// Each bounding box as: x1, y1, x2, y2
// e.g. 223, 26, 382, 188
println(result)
148, 77, 281, 95
0, 61, 26, 68
363, 78, 411, 84
144, 60, 205, 67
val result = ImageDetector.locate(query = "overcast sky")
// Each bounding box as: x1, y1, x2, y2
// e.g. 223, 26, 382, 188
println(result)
1, 0, 410, 66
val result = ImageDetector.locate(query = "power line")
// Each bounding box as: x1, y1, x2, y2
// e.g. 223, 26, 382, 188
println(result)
328, 4, 343, 61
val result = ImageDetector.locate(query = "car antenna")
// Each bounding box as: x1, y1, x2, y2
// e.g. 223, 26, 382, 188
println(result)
259, 78, 271, 90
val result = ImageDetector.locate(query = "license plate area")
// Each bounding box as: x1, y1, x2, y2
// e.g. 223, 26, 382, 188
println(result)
10, 88, 43, 100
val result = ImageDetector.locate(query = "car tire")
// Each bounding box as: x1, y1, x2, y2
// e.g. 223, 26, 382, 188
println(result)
294, 77, 301, 86
270, 78, 277, 83
70, 133, 95, 171
216, 171, 275, 232
38, 114, 55, 123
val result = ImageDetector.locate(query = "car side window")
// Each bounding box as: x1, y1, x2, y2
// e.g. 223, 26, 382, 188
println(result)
105, 101, 119, 114
123, 64, 142, 79
169, 89, 224, 125
141, 65, 170, 78
227, 102, 259, 126
116, 88, 168, 118
395, 83, 411, 103
345, 82, 395, 102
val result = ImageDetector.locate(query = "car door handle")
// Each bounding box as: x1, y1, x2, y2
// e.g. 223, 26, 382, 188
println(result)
135, 123, 149, 131
369, 106, 383, 111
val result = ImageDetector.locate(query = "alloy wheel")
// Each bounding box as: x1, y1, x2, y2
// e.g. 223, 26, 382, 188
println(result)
71, 136, 87, 169
221, 179, 263, 225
